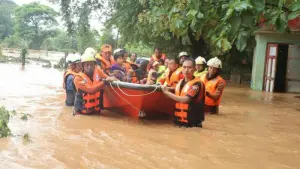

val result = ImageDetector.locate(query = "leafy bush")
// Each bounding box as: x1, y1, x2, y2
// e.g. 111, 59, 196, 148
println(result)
0, 106, 11, 138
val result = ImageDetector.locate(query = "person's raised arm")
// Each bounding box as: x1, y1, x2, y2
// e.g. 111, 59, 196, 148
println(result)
74, 76, 104, 94
161, 85, 191, 103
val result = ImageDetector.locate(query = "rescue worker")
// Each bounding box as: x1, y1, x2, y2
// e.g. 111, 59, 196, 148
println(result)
63, 53, 82, 106
150, 48, 167, 62
149, 48, 167, 71
194, 56, 208, 77
95, 44, 116, 74
73, 51, 117, 115
164, 58, 184, 88
178, 51, 188, 66
85, 47, 97, 56
161, 58, 205, 127
199, 57, 226, 114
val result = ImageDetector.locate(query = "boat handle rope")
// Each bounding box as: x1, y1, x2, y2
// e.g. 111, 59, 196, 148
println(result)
108, 82, 139, 111
114, 81, 159, 97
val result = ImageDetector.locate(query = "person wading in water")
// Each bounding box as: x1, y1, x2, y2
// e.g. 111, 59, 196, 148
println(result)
63, 53, 82, 106
73, 49, 117, 115
161, 58, 205, 127
199, 57, 226, 114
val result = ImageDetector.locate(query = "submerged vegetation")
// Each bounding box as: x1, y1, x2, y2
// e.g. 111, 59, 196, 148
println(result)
0, 106, 12, 137
23, 133, 31, 143
20, 113, 33, 121
0, 106, 32, 144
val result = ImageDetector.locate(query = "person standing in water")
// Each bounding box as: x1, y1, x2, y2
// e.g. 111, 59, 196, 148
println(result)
194, 56, 208, 77
161, 58, 205, 127
199, 57, 226, 114
63, 53, 82, 106
73, 50, 117, 115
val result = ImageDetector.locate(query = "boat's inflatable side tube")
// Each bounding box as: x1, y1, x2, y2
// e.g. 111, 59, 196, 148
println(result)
108, 81, 162, 91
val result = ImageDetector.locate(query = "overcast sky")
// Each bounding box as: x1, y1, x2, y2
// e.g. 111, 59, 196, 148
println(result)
12, 0, 104, 32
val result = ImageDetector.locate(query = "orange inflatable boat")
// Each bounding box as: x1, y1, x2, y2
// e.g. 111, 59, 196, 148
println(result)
103, 81, 175, 119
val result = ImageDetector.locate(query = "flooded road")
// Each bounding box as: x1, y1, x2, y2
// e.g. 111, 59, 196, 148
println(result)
0, 63, 300, 169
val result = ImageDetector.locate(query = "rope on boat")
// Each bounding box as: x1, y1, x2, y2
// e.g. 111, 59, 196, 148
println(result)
108, 82, 155, 118
109, 82, 140, 111
115, 81, 159, 97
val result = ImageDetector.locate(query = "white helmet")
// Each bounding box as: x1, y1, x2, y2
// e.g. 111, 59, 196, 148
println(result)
81, 52, 96, 63
84, 47, 96, 57
67, 53, 81, 64
66, 54, 73, 63
178, 51, 188, 58
207, 57, 222, 69
113, 48, 124, 55
195, 56, 206, 65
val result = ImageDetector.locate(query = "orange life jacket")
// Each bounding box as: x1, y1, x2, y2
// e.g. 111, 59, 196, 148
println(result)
96, 54, 116, 74
128, 60, 135, 64
131, 75, 139, 83
200, 74, 226, 106
151, 54, 166, 61
164, 67, 182, 87
74, 69, 103, 114
63, 69, 76, 89
174, 78, 205, 125
123, 62, 132, 72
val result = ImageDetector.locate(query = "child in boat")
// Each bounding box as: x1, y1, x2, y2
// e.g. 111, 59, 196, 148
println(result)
111, 49, 127, 81
135, 60, 149, 84
146, 61, 160, 85
111, 49, 135, 82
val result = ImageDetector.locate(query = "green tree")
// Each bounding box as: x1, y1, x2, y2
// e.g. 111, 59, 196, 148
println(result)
1, 35, 28, 49
109, 0, 300, 57
99, 27, 117, 49
52, 0, 300, 57
49, 0, 102, 34
13, 2, 58, 49
0, 0, 17, 40
42, 31, 77, 52
50, 0, 100, 53
77, 27, 98, 53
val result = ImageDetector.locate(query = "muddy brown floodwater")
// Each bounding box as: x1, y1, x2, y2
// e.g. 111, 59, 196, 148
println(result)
0, 63, 300, 169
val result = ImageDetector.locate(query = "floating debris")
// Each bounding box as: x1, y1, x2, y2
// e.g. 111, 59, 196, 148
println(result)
23, 133, 31, 144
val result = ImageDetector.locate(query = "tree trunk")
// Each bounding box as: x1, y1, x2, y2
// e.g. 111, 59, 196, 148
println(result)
188, 29, 207, 58
21, 56, 25, 66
